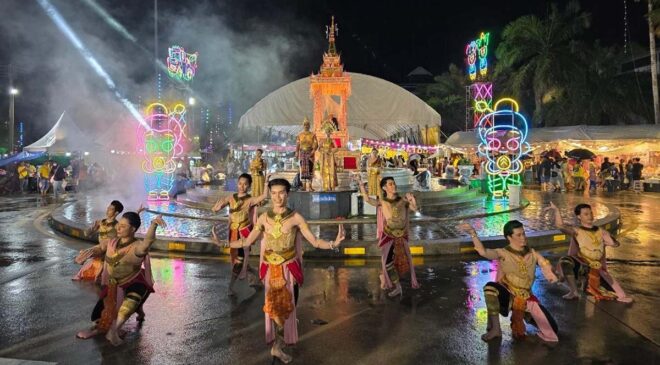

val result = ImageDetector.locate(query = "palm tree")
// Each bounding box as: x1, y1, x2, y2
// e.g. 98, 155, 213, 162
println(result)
494, 1, 591, 126
416, 63, 467, 135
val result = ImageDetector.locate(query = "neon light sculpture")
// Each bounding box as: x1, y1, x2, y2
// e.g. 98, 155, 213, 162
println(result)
476, 98, 531, 199
166, 45, 198, 82
138, 103, 188, 200
466, 32, 492, 129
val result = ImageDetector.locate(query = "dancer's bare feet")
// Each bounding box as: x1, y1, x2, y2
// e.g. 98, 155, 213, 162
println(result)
105, 328, 124, 346
481, 328, 502, 342
379, 274, 386, 290
271, 344, 292, 363
617, 296, 634, 303
562, 291, 580, 300
388, 283, 402, 298
76, 328, 98, 339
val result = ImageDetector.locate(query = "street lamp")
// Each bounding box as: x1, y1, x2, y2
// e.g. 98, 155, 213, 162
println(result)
188, 97, 196, 138
8, 87, 19, 153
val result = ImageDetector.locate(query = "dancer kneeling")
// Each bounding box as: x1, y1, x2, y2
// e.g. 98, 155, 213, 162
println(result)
459, 220, 559, 342
74, 212, 164, 346
224, 178, 344, 363
545, 202, 633, 303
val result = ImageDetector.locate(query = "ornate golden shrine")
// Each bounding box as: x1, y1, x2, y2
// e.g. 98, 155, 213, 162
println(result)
310, 16, 351, 148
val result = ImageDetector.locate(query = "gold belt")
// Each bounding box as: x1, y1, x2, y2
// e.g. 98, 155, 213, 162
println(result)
264, 248, 296, 265
502, 279, 531, 300
384, 227, 406, 238
230, 221, 250, 230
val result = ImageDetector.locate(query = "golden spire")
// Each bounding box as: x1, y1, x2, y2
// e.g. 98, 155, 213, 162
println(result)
326, 16, 338, 55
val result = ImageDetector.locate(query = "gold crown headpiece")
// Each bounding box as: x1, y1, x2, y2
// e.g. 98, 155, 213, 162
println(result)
302, 117, 311, 126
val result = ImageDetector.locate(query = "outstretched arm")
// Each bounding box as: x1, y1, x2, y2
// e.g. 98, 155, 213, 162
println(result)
404, 193, 418, 212
533, 250, 558, 283
601, 229, 620, 247
211, 195, 231, 213
134, 215, 166, 256
457, 223, 499, 260
85, 219, 101, 237
543, 201, 577, 236
297, 215, 345, 250
74, 239, 108, 264
354, 174, 379, 206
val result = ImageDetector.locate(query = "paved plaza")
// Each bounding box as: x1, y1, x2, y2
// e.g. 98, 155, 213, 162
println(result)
0, 190, 658, 364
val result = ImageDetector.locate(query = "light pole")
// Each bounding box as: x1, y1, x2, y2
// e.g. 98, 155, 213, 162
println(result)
188, 97, 196, 137
8, 87, 19, 153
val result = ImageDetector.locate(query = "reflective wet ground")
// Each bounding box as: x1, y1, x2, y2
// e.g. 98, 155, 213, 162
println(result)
54, 190, 611, 241
0, 190, 657, 364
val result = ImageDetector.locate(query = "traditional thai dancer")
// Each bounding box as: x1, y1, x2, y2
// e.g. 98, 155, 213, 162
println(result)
545, 202, 633, 302
367, 149, 383, 197
223, 178, 344, 363
211, 173, 269, 295
356, 175, 419, 297
295, 117, 318, 192
458, 220, 559, 342
74, 212, 164, 346
250, 149, 266, 198
73, 200, 124, 282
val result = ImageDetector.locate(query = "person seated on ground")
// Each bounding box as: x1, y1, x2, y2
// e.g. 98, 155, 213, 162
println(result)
458, 220, 559, 343
545, 202, 633, 303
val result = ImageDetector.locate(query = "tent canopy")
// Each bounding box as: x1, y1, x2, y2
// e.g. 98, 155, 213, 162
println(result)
0, 151, 46, 167
238, 72, 441, 140
445, 124, 660, 147
24, 112, 102, 154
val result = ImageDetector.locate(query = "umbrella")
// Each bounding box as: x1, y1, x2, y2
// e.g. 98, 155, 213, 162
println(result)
541, 149, 562, 160
566, 148, 595, 160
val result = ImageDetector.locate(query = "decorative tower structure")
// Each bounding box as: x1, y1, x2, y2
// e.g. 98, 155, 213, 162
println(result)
310, 16, 352, 148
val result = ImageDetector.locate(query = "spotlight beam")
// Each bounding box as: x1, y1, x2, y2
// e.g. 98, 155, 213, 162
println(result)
35, 0, 150, 130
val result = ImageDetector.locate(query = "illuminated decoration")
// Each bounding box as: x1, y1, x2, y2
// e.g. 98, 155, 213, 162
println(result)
167, 45, 199, 82
476, 98, 531, 199
471, 82, 493, 129
137, 103, 188, 200
310, 16, 351, 148
466, 32, 492, 129
360, 138, 440, 158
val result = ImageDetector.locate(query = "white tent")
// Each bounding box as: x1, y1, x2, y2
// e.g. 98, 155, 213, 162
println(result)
445, 124, 660, 147
24, 112, 102, 153
238, 73, 441, 140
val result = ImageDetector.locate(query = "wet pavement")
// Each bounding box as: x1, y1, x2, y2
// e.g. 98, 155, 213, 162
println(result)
0, 191, 658, 364
54, 190, 612, 242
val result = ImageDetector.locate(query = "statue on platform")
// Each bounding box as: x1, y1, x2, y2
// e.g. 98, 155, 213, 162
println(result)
250, 148, 266, 197
367, 149, 383, 197
319, 120, 338, 191
295, 117, 318, 191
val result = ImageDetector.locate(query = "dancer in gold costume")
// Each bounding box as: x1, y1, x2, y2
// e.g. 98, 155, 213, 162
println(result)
318, 120, 338, 191
250, 148, 266, 198
295, 117, 318, 191
226, 179, 344, 363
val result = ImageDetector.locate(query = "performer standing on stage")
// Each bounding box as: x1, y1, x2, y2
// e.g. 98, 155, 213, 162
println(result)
367, 149, 383, 197
295, 117, 318, 192
211, 173, 270, 295
225, 178, 344, 363
355, 175, 420, 297
74, 212, 164, 346
458, 220, 560, 342
250, 149, 266, 198
318, 121, 338, 191
73, 200, 125, 282
545, 202, 633, 302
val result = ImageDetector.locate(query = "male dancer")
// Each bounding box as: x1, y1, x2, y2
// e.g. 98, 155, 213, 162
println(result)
211, 173, 269, 295
224, 178, 344, 363
459, 220, 559, 342
73, 200, 124, 281
545, 202, 633, 302
356, 175, 419, 297
75, 212, 165, 346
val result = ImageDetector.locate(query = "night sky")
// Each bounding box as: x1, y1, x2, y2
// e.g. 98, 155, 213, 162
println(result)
0, 0, 652, 145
